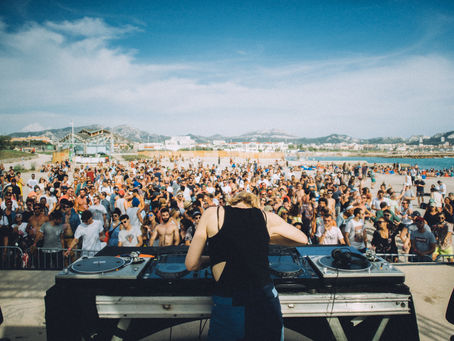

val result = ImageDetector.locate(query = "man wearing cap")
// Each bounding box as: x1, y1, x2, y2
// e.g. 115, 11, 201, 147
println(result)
60, 199, 81, 252
410, 217, 436, 262
184, 211, 201, 245
115, 189, 127, 215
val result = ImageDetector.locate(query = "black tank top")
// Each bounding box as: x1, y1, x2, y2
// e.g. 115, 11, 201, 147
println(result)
208, 206, 271, 297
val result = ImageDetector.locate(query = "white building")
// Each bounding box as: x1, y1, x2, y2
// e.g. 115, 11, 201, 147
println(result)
165, 136, 196, 151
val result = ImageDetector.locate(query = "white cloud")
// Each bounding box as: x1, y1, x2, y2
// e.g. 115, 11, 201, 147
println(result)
21, 123, 47, 132
44, 17, 138, 39
0, 18, 453, 137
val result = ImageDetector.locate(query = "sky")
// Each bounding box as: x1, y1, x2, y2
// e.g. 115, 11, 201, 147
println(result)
0, 0, 453, 138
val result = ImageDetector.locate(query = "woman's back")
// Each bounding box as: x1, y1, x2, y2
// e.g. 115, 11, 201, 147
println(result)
208, 206, 270, 295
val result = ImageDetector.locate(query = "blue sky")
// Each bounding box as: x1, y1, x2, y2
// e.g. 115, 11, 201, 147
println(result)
0, 0, 453, 138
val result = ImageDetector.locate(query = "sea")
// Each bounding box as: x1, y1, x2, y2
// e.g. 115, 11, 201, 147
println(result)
296, 156, 454, 171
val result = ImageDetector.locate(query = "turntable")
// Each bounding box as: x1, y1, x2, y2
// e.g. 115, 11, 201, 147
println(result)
56, 254, 151, 280
267, 246, 319, 288
154, 254, 189, 280
269, 255, 304, 278
307, 248, 405, 284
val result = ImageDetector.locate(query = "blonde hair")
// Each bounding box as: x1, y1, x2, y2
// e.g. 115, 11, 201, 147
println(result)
229, 191, 260, 208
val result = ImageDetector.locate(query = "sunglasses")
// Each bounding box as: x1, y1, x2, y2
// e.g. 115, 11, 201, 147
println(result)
121, 220, 128, 224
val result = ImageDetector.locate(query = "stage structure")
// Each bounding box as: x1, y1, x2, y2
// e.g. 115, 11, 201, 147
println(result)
46, 245, 419, 341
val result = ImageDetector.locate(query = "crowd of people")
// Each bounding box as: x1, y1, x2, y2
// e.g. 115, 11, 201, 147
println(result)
0, 157, 452, 269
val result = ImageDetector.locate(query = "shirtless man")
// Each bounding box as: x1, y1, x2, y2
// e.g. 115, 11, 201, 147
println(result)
74, 189, 89, 214
149, 207, 180, 246
27, 203, 49, 241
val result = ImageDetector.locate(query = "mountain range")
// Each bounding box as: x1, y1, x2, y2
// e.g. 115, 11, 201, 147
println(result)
7, 125, 454, 146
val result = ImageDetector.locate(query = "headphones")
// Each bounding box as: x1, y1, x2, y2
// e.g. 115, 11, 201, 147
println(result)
331, 248, 370, 269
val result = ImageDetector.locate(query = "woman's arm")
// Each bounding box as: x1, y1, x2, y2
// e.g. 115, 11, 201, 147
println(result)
267, 211, 308, 246
185, 208, 212, 271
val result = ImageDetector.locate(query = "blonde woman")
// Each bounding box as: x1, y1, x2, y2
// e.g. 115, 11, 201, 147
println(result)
186, 191, 308, 341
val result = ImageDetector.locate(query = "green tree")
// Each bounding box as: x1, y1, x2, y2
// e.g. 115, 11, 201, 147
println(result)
0, 136, 12, 150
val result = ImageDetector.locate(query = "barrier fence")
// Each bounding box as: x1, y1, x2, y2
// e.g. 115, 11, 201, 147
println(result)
0, 246, 94, 270
0, 246, 452, 270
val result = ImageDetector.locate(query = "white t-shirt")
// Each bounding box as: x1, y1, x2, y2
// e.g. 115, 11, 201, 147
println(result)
221, 185, 232, 194
13, 222, 28, 237
344, 218, 366, 250
42, 195, 57, 213
89, 204, 107, 223
74, 220, 104, 257
432, 191, 443, 208
316, 223, 344, 245
99, 185, 112, 195
371, 197, 390, 210
116, 198, 127, 215
183, 187, 192, 201
27, 178, 38, 188
126, 206, 141, 230
439, 183, 447, 196
118, 227, 142, 247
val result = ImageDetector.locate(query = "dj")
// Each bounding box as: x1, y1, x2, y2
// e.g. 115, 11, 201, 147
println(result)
185, 191, 308, 341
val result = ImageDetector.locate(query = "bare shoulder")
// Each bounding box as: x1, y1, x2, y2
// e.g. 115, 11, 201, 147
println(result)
203, 206, 219, 216
264, 211, 281, 225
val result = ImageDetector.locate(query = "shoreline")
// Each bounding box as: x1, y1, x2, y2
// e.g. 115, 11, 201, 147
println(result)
295, 152, 454, 159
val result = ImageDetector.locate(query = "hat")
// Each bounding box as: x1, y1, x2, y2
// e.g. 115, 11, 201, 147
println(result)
192, 211, 201, 218
410, 211, 421, 217
119, 189, 125, 196
414, 216, 425, 223
132, 197, 140, 207
428, 199, 436, 207
183, 201, 192, 209
346, 205, 354, 211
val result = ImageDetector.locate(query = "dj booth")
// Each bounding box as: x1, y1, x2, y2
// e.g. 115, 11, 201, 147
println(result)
45, 245, 419, 341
